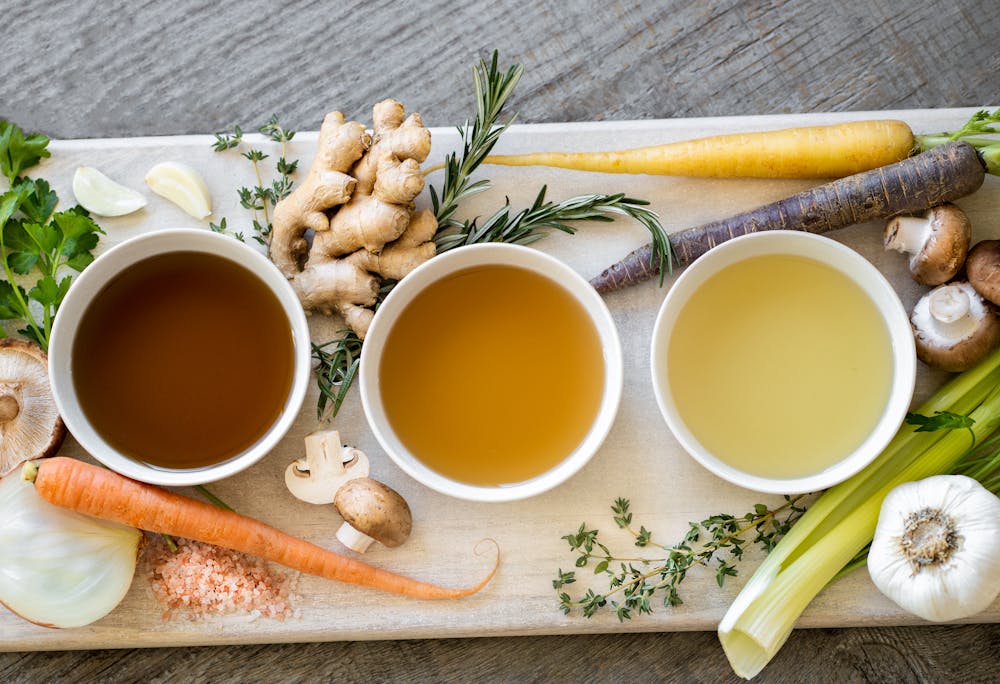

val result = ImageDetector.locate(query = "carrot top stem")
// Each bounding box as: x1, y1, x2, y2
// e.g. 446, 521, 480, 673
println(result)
917, 108, 1000, 174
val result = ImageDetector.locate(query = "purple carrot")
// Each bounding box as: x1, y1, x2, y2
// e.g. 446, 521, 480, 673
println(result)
590, 141, 987, 294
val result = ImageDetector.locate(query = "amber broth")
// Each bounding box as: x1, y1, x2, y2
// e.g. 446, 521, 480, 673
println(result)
72, 251, 295, 469
379, 265, 605, 486
665, 254, 893, 479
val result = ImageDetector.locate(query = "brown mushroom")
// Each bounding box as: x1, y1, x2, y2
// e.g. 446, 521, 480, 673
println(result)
911, 281, 1000, 372
884, 204, 971, 285
333, 477, 412, 553
0, 339, 66, 475
965, 240, 1000, 305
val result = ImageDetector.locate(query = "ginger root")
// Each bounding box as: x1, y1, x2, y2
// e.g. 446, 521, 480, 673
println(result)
272, 100, 436, 339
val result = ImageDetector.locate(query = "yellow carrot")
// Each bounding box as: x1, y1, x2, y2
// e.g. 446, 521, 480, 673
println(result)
484, 120, 916, 178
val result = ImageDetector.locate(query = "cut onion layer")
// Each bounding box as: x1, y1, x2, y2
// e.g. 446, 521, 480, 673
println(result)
0, 464, 141, 628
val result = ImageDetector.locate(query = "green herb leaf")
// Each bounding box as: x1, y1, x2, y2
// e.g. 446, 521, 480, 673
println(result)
0, 120, 51, 183
16, 178, 59, 225
555, 494, 810, 619
0, 280, 27, 319
906, 410, 977, 447
906, 410, 975, 432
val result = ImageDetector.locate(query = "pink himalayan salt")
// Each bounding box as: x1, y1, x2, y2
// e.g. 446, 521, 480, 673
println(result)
143, 536, 299, 621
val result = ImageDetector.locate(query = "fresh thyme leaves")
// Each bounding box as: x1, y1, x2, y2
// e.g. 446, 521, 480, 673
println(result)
906, 410, 976, 447
555, 495, 808, 620
313, 332, 364, 420
0, 121, 103, 351
210, 116, 298, 250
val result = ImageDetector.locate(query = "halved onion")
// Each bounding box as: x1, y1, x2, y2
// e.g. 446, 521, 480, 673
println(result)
0, 465, 142, 628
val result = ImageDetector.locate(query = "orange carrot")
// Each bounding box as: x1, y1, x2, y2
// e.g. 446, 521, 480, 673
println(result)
484, 120, 916, 178
25, 457, 497, 600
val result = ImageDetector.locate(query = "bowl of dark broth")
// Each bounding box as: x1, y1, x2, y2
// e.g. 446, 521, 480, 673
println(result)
360, 244, 623, 502
49, 229, 311, 486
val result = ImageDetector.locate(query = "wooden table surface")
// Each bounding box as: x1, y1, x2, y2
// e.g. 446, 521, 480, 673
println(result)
2, 1, 998, 681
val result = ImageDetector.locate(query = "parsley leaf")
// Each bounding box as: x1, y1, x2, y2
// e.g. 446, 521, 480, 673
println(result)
0, 121, 104, 350
0, 121, 51, 184
905, 410, 976, 447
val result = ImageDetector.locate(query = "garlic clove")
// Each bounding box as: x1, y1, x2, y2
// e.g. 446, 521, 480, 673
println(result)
144, 161, 212, 219
72, 166, 147, 217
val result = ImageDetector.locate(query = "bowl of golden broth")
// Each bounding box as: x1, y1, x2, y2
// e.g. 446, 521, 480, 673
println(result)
651, 231, 916, 494
360, 244, 623, 502
48, 229, 312, 486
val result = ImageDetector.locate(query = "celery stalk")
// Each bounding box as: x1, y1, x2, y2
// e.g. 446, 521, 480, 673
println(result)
719, 348, 1000, 679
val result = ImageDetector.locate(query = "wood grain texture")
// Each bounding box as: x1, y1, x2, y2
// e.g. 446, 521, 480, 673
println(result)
2, 0, 999, 681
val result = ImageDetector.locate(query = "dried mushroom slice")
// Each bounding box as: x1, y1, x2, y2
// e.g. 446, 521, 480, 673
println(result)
0, 339, 66, 475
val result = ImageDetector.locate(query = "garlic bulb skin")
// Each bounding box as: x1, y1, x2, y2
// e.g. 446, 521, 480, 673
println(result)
868, 474, 1000, 622
0, 467, 142, 628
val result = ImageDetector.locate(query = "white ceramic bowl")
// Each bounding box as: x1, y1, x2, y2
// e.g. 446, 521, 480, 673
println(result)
48, 229, 311, 486
650, 231, 916, 494
360, 244, 623, 502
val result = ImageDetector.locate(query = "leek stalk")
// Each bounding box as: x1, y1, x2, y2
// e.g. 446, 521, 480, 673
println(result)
718, 347, 1000, 679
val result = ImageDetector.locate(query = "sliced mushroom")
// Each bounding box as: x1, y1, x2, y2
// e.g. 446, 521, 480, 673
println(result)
0, 339, 66, 476
284, 430, 369, 504
333, 477, 412, 553
965, 240, 1000, 305
911, 281, 1000, 372
884, 204, 971, 285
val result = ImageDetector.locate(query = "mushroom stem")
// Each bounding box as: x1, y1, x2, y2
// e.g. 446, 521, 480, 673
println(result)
885, 215, 932, 256
927, 284, 976, 337
336, 522, 376, 553
0, 393, 20, 422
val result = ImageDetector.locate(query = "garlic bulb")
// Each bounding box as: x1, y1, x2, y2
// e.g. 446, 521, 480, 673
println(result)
868, 474, 1000, 622
0, 466, 142, 628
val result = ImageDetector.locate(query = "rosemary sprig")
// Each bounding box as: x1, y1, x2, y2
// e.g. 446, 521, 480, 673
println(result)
435, 186, 664, 255
312, 51, 669, 419
555, 495, 808, 621
430, 50, 523, 230
312, 332, 364, 420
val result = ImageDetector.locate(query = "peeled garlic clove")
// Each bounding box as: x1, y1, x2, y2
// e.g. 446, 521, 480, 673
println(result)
145, 161, 212, 219
72, 166, 147, 217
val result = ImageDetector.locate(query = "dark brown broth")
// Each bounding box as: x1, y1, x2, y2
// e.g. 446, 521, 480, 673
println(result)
72, 251, 294, 469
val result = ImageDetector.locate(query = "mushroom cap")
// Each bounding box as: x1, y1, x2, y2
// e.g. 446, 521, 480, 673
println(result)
966, 239, 1000, 306
333, 477, 412, 548
0, 339, 65, 476
912, 282, 1000, 372
884, 204, 971, 286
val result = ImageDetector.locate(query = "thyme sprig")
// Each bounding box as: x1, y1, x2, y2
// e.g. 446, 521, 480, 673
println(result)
210, 116, 298, 250
555, 495, 808, 621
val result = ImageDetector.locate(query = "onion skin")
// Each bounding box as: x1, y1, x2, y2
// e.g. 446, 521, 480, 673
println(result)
0, 463, 142, 628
